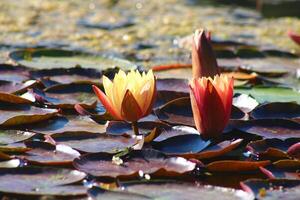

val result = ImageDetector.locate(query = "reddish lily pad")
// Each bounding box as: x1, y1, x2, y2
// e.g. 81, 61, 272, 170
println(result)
259, 166, 300, 180
0, 130, 35, 145
21, 141, 80, 165
29, 116, 106, 135
206, 160, 270, 172
177, 139, 243, 160
73, 149, 195, 178
0, 167, 86, 196
250, 102, 300, 119
0, 92, 33, 104
0, 105, 58, 127
247, 139, 300, 160
51, 132, 138, 153
88, 182, 251, 200
236, 119, 300, 139
241, 179, 300, 200
273, 159, 300, 169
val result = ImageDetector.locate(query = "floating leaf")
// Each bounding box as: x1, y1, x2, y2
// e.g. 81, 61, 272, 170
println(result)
0, 105, 58, 127
30, 83, 98, 109
0, 167, 86, 196
236, 119, 300, 139
152, 134, 210, 154
241, 179, 300, 200
20, 141, 80, 165
9, 48, 136, 70
51, 132, 138, 153
0, 130, 35, 145
73, 149, 195, 178
206, 160, 270, 172
247, 139, 299, 160
29, 116, 106, 135
235, 86, 300, 104
250, 102, 300, 119
93, 181, 251, 200
0, 92, 32, 104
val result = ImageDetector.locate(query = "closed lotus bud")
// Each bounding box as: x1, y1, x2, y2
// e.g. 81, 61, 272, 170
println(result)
192, 29, 219, 79
93, 69, 156, 122
190, 29, 233, 139
190, 74, 234, 139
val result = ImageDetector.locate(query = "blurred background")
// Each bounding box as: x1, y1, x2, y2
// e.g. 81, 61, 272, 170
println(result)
0, 0, 299, 67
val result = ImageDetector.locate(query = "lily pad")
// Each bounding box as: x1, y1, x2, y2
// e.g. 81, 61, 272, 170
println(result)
0, 105, 58, 127
51, 132, 138, 153
73, 149, 195, 178
152, 134, 211, 154
0, 167, 86, 196
88, 181, 253, 200
9, 48, 136, 70
30, 83, 98, 109
29, 116, 106, 135
250, 102, 300, 119
236, 119, 300, 139
247, 139, 299, 160
235, 86, 300, 104
241, 179, 300, 200
0, 130, 35, 145
21, 141, 80, 165
206, 160, 270, 172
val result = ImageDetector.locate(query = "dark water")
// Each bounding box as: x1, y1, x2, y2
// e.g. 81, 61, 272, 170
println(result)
188, 0, 300, 18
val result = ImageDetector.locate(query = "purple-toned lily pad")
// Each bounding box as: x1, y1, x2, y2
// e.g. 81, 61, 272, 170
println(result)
30, 83, 98, 109
0, 167, 86, 196
236, 119, 300, 139
21, 141, 80, 165
73, 149, 195, 178
0, 130, 35, 145
250, 102, 300, 119
247, 139, 300, 160
0, 64, 30, 83
241, 179, 300, 200
88, 181, 251, 200
29, 116, 106, 135
106, 121, 170, 136
51, 132, 138, 153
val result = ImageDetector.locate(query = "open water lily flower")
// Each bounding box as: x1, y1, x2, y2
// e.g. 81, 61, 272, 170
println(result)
190, 29, 234, 139
92, 69, 156, 122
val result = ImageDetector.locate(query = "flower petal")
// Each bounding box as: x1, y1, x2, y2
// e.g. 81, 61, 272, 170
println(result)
192, 29, 219, 79
121, 89, 143, 122
92, 85, 122, 120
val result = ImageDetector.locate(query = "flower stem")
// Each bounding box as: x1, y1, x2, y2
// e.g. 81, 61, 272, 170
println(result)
131, 121, 139, 135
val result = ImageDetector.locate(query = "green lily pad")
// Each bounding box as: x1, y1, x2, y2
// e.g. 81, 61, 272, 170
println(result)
9, 49, 137, 70
235, 86, 300, 104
